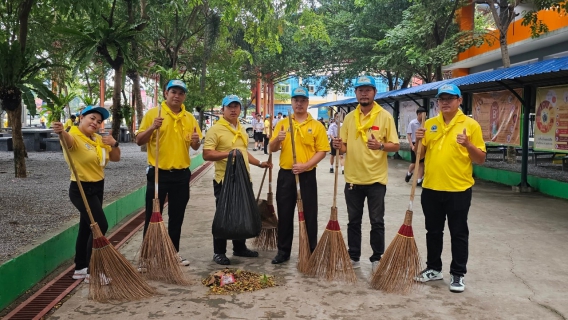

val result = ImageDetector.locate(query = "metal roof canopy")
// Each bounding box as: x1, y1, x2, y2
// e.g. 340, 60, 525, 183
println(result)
310, 56, 568, 107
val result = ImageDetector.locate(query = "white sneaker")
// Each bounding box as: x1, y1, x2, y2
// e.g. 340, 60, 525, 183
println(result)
72, 267, 88, 279
178, 254, 190, 266
449, 274, 465, 292
84, 273, 111, 285
415, 268, 443, 282
372, 261, 379, 272
351, 260, 360, 269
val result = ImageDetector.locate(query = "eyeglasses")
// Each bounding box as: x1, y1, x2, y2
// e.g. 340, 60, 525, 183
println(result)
436, 97, 459, 103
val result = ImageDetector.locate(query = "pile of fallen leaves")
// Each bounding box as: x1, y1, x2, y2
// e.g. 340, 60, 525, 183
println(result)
201, 268, 277, 295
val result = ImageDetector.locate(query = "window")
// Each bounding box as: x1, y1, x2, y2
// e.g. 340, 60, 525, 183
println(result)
308, 85, 315, 94
276, 84, 290, 93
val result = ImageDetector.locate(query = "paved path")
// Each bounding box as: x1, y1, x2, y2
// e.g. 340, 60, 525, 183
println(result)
50, 152, 568, 320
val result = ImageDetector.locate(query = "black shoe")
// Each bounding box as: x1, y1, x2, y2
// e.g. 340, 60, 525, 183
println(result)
405, 173, 412, 183
271, 252, 290, 264
253, 148, 257, 151
342, 170, 344, 175
329, 168, 334, 173
213, 254, 231, 265
417, 179, 423, 187
233, 248, 259, 257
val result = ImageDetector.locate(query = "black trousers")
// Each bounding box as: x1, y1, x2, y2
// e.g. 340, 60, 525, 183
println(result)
263, 134, 269, 154
69, 180, 108, 270
421, 188, 472, 277
275, 169, 318, 255
212, 180, 247, 254
143, 167, 191, 252
344, 182, 386, 262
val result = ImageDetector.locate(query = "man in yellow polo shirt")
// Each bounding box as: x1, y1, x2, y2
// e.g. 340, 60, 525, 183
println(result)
332, 75, 399, 270
203, 95, 271, 265
269, 87, 329, 264
414, 84, 486, 293
136, 79, 202, 266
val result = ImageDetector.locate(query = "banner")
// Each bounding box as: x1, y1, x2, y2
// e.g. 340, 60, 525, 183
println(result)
535, 85, 568, 152
399, 100, 419, 137
472, 89, 522, 145
429, 100, 439, 118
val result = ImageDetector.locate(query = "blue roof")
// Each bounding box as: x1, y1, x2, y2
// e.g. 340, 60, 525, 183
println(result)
310, 56, 568, 108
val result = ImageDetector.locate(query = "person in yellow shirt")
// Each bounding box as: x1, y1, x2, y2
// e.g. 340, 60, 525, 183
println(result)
203, 95, 271, 265
263, 114, 271, 155
136, 79, 202, 266
269, 87, 330, 264
40, 115, 46, 128
332, 75, 400, 270
52, 105, 121, 283
414, 84, 486, 293
63, 115, 76, 131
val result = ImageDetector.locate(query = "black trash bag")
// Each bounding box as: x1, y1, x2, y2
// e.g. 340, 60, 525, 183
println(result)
212, 149, 262, 240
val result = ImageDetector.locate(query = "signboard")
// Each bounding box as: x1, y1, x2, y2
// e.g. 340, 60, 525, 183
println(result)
399, 100, 419, 137
472, 89, 522, 146
534, 85, 568, 152
429, 100, 439, 118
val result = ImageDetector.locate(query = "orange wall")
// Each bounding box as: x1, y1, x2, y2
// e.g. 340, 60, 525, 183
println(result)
458, 9, 568, 62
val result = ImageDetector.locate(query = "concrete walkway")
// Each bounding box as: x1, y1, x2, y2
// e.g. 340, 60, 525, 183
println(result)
51, 152, 568, 320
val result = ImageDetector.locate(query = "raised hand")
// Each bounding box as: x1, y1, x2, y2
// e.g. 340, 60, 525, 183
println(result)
277, 125, 286, 141
367, 133, 382, 150
191, 127, 200, 144
457, 128, 469, 146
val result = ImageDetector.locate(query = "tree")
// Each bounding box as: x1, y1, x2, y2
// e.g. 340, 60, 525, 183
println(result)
484, 0, 520, 68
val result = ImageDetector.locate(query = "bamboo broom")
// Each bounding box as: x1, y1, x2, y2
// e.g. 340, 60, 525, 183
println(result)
369, 112, 425, 294
306, 112, 356, 282
252, 152, 278, 250
138, 104, 190, 285
59, 133, 155, 303
288, 112, 311, 274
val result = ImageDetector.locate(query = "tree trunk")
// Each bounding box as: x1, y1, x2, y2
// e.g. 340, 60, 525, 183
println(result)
7, 105, 27, 178
111, 65, 123, 141
499, 33, 511, 68
130, 71, 145, 126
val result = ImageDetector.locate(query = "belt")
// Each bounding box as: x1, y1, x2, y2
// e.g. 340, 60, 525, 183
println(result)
148, 166, 189, 172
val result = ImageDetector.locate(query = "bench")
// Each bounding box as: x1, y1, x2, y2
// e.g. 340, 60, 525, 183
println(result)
531, 151, 558, 166
563, 156, 568, 172
485, 145, 507, 161
44, 138, 62, 151
0, 137, 13, 151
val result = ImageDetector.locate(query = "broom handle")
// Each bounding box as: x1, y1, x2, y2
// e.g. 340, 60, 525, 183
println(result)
59, 133, 97, 225
268, 115, 273, 195
288, 111, 303, 202
332, 112, 341, 209
154, 104, 161, 199
408, 113, 426, 210
256, 155, 270, 201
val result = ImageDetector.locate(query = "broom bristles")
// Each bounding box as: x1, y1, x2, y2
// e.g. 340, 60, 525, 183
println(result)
297, 216, 311, 274
138, 200, 190, 285
306, 208, 357, 283
369, 210, 421, 294
252, 227, 278, 250
89, 223, 156, 302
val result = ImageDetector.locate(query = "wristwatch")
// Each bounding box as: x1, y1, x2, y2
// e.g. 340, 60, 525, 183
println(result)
379, 142, 385, 151
113, 142, 119, 148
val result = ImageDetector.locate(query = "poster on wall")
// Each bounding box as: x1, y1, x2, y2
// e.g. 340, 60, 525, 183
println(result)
534, 85, 568, 152
399, 100, 419, 137
472, 89, 522, 146
429, 99, 439, 118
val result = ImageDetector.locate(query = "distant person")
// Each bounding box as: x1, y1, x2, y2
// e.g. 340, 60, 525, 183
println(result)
40, 116, 46, 128
64, 115, 77, 132
203, 95, 271, 265
405, 108, 427, 185
327, 118, 344, 174
414, 84, 486, 293
263, 114, 271, 154
252, 113, 264, 151
273, 112, 282, 129
52, 106, 121, 283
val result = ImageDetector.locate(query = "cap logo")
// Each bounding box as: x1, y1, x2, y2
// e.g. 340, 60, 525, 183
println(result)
171, 80, 184, 86
440, 85, 453, 91
357, 76, 371, 83
294, 88, 305, 94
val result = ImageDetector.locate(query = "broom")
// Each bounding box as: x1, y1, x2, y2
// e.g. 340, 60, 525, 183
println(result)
252, 153, 278, 250
306, 114, 356, 282
138, 104, 190, 285
288, 112, 311, 274
59, 133, 155, 303
369, 112, 425, 294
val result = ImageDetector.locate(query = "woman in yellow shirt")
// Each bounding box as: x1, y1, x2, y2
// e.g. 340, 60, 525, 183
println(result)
52, 105, 121, 283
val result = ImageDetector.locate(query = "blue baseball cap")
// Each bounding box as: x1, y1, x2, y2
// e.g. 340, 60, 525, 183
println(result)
436, 84, 461, 97
81, 105, 110, 120
291, 87, 309, 98
222, 94, 242, 107
354, 75, 376, 89
165, 79, 188, 93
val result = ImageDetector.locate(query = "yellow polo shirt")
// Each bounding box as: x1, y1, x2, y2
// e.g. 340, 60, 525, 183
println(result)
64, 119, 74, 130
138, 104, 202, 170
203, 122, 251, 183
421, 111, 486, 191
341, 103, 399, 185
264, 119, 271, 135
62, 132, 107, 182
270, 114, 330, 170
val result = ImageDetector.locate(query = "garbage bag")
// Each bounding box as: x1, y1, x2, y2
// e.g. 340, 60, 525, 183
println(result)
212, 149, 262, 240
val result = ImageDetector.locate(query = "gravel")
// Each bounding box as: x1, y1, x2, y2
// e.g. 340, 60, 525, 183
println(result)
0, 143, 149, 264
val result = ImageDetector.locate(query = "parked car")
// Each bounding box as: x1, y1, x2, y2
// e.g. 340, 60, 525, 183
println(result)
240, 118, 253, 138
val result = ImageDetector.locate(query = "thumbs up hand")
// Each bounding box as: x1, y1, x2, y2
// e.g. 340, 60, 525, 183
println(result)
367, 133, 383, 150
277, 125, 286, 141
191, 127, 200, 144
457, 128, 469, 146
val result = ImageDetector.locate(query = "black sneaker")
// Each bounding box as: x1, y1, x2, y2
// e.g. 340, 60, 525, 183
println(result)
405, 173, 412, 183
342, 169, 344, 175
233, 248, 259, 257
213, 253, 231, 265
329, 168, 334, 173
449, 274, 465, 292
417, 179, 423, 187
253, 148, 257, 151
271, 251, 290, 264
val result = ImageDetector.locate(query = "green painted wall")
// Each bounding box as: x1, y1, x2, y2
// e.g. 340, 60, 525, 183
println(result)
0, 153, 205, 311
